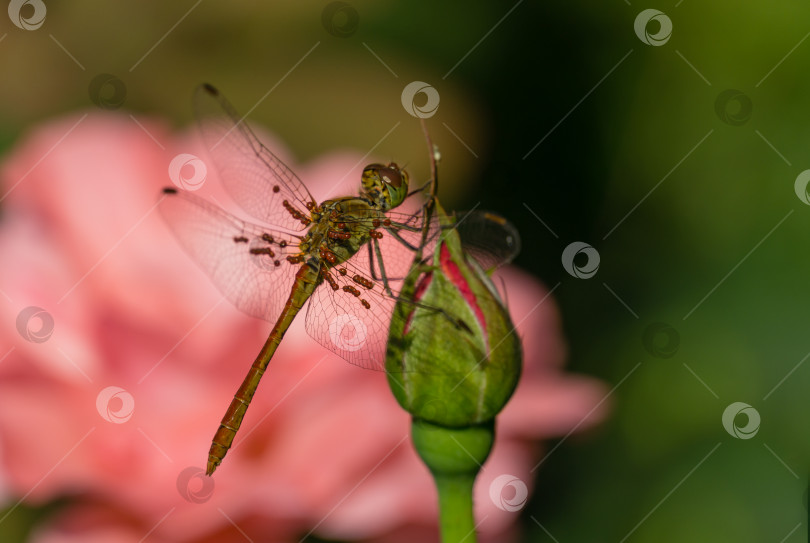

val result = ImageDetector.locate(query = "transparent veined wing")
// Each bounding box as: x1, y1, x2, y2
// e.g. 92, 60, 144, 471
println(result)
304, 249, 400, 371
193, 84, 317, 232
159, 188, 302, 323
453, 210, 521, 272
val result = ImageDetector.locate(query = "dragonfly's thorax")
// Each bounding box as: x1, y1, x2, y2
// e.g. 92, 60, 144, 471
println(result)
298, 196, 384, 270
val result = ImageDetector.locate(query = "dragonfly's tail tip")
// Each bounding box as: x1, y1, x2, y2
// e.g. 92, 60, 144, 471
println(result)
205, 459, 219, 476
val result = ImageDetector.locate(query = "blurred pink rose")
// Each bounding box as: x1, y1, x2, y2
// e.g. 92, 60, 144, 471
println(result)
0, 110, 608, 542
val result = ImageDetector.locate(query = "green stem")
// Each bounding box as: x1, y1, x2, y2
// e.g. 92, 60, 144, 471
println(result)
434, 472, 476, 542
411, 418, 495, 543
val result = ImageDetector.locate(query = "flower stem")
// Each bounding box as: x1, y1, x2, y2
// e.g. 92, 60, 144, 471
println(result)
411, 418, 495, 543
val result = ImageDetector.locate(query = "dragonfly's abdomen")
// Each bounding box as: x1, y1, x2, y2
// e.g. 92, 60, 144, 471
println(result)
207, 264, 320, 475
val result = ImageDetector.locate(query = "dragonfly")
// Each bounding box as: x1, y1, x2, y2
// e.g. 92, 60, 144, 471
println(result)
160, 84, 520, 475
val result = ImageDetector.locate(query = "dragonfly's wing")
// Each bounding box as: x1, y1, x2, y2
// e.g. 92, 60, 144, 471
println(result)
159, 188, 301, 322
304, 250, 398, 371
367, 209, 520, 281
454, 211, 521, 272
193, 84, 316, 232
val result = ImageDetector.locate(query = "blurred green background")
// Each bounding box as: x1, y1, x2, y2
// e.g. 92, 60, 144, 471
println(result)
2, 1, 809, 541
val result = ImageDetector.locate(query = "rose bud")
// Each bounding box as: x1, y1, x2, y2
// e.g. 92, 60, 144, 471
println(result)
386, 202, 522, 428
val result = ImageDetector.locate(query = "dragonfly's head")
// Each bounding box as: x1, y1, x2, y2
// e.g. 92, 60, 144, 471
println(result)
361, 163, 409, 210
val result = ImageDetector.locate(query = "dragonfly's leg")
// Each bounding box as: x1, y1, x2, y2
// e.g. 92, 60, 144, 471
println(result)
382, 205, 441, 250
366, 220, 428, 283
371, 247, 472, 333
367, 242, 383, 282
383, 226, 421, 252
391, 283, 474, 335
386, 219, 423, 233
372, 237, 396, 297
406, 180, 432, 198
383, 218, 457, 252
383, 199, 450, 252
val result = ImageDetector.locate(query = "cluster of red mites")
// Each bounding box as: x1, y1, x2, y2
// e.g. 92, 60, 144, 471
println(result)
282, 199, 311, 226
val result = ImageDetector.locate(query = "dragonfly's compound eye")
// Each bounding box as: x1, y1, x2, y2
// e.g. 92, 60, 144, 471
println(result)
361, 163, 409, 210
379, 164, 403, 188
361, 163, 385, 183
